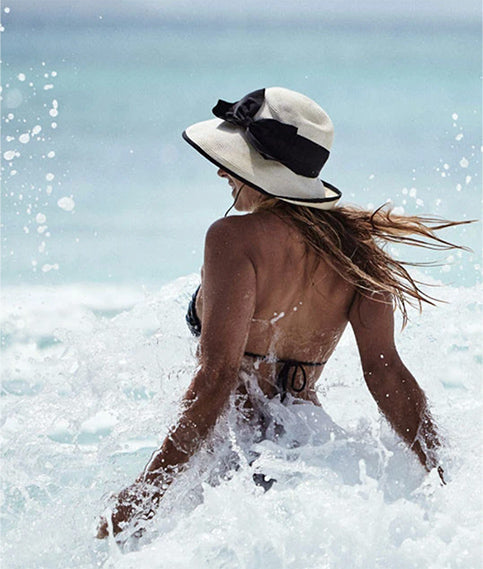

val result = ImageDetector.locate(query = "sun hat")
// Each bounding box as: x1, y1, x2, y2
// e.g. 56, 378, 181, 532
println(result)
182, 87, 342, 209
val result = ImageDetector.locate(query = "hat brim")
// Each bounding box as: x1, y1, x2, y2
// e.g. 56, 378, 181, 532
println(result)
183, 118, 341, 210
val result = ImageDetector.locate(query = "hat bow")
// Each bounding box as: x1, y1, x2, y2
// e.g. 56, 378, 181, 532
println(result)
212, 89, 329, 179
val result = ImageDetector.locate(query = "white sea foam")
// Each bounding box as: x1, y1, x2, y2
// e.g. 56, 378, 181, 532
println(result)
1, 276, 481, 568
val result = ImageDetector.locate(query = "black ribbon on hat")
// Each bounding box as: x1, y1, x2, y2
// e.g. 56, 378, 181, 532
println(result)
212, 89, 330, 179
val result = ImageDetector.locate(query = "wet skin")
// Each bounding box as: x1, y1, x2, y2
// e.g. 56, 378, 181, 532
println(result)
97, 172, 442, 539
198, 169, 352, 403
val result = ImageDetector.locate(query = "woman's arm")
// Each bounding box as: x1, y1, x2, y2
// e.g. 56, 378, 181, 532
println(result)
97, 218, 257, 537
349, 292, 444, 479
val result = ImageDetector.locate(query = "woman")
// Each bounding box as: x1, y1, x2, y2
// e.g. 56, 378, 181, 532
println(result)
98, 87, 467, 538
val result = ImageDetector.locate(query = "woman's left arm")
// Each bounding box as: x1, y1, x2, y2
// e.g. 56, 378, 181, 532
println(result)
97, 218, 257, 537
349, 292, 445, 482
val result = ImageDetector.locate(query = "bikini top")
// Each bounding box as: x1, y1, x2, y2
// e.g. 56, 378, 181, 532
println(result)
186, 286, 326, 401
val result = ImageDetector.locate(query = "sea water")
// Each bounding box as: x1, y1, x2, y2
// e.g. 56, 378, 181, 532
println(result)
1, 277, 482, 568
1, 11, 481, 286
1, 6, 482, 569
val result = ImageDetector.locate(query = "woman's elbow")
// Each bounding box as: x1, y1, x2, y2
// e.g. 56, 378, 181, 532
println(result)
363, 360, 425, 409
191, 363, 240, 403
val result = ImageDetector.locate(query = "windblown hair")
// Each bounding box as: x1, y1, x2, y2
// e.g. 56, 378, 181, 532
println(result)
255, 199, 472, 325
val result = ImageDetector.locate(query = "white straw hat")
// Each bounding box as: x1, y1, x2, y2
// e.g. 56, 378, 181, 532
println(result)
183, 87, 341, 209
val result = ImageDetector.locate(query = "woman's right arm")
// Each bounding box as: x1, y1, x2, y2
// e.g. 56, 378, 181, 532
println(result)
97, 218, 258, 538
349, 292, 444, 480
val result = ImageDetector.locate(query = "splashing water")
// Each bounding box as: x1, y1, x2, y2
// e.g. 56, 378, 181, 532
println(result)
1, 275, 481, 569
2, 61, 71, 276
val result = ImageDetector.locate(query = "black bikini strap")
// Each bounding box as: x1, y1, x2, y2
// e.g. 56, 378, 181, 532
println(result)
243, 351, 327, 367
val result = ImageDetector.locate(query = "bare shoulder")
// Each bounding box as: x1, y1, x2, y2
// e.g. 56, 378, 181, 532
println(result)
205, 216, 247, 243
204, 217, 248, 258
205, 212, 288, 253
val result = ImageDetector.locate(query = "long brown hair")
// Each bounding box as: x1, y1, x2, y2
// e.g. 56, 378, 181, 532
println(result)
255, 198, 473, 325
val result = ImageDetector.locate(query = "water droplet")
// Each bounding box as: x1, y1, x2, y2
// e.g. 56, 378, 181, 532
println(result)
57, 196, 75, 211
3, 150, 16, 160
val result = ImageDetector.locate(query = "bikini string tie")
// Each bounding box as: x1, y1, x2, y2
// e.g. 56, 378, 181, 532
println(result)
277, 360, 307, 403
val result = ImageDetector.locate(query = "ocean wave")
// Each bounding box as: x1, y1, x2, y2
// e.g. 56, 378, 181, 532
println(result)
1, 277, 481, 568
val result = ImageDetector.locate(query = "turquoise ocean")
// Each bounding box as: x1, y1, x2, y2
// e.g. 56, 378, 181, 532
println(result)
1, 3, 482, 568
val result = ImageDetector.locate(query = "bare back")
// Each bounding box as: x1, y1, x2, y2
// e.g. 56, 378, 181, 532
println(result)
196, 210, 356, 401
